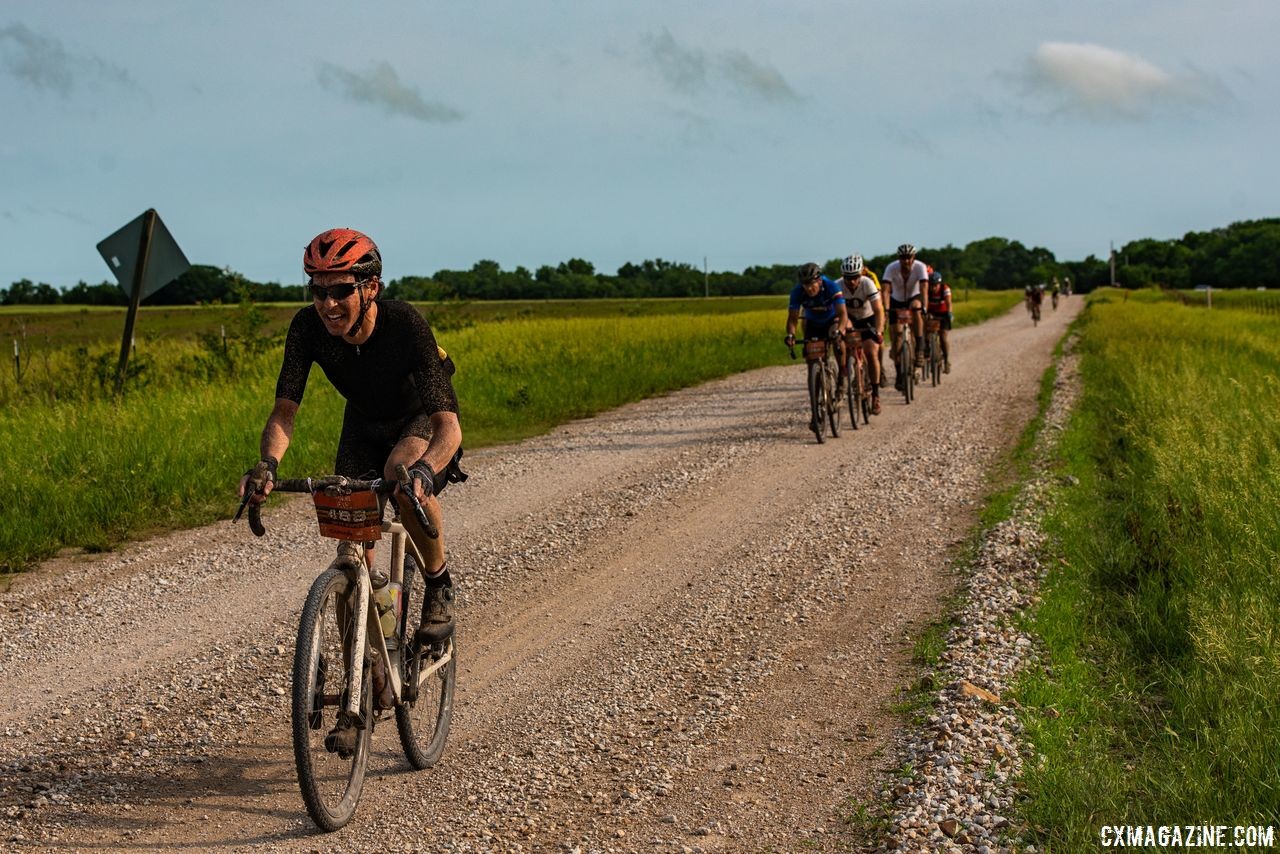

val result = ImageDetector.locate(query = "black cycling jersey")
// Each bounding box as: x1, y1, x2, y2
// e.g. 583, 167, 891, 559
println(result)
276, 299, 458, 420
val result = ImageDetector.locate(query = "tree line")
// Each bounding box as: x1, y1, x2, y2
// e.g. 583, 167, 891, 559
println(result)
4, 218, 1276, 306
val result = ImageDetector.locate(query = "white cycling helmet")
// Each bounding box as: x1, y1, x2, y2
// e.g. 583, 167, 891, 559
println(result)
841, 254, 864, 276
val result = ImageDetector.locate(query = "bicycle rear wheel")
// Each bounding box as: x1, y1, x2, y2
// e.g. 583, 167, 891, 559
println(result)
292, 565, 372, 832
396, 556, 457, 769
807, 360, 826, 443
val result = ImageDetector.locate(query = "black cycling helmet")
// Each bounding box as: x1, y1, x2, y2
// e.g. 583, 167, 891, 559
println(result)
897, 243, 916, 257
928, 271, 943, 285
797, 262, 822, 284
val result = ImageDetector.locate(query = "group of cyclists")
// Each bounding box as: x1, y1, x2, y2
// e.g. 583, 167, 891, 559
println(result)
1024, 276, 1070, 322
786, 243, 952, 428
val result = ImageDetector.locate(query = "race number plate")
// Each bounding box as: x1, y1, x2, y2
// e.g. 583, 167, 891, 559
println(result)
803, 339, 826, 360
925, 318, 942, 333
312, 490, 383, 541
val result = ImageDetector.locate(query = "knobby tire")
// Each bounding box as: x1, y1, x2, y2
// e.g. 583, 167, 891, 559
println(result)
846, 354, 861, 430
826, 355, 841, 438
899, 336, 914, 405
292, 565, 372, 832
929, 332, 942, 387
807, 360, 826, 443
396, 555, 457, 769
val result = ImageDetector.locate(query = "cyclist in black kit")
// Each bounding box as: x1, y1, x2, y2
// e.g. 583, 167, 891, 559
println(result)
238, 227, 464, 648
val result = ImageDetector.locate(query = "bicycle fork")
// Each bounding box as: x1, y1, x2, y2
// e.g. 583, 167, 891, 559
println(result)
336, 557, 403, 720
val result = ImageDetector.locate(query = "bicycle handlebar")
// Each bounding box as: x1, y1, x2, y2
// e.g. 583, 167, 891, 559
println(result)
237, 471, 439, 540
394, 463, 440, 540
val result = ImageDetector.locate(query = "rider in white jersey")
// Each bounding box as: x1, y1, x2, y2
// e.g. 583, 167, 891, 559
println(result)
838, 254, 884, 415
881, 243, 929, 377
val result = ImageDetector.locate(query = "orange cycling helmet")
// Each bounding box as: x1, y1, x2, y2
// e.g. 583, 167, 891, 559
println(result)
303, 228, 382, 278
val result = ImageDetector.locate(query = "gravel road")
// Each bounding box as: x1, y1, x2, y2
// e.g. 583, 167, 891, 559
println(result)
0, 299, 1079, 852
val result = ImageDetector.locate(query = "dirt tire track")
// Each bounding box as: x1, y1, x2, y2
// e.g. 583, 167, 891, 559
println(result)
0, 300, 1079, 851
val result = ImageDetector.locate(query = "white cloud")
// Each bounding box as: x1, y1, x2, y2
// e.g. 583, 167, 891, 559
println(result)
0, 22, 137, 96
317, 61, 463, 124
1021, 41, 1228, 119
642, 28, 799, 104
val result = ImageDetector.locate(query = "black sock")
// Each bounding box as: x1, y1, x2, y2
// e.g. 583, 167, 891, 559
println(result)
424, 565, 452, 589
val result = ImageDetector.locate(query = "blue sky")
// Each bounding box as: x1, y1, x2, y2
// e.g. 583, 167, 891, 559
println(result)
2, 1, 1276, 288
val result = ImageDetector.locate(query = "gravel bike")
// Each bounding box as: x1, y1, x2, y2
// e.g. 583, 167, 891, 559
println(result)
1031, 300, 1041, 326
925, 316, 944, 388
890, 308, 917, 405
789, 331, 842, 443
238, 465, 456, 831
842, 329, 872, 428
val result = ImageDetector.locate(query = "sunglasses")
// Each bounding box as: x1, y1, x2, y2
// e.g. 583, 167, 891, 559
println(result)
309, 281, 366, 301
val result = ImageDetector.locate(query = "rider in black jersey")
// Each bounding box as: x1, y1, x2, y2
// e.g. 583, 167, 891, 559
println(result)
239, 228, 463, 648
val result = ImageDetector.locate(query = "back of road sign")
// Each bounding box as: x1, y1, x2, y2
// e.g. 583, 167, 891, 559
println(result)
96, 211, 191, 300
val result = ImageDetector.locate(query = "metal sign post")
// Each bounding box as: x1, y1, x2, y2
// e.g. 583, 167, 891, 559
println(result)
114, 210, 156, 394
96, 209, 191, 395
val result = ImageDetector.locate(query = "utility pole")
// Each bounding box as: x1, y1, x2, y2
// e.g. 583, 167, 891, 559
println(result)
1109, 241, 1116, 288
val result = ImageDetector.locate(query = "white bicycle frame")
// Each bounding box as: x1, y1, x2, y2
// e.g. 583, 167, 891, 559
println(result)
341, 517, 454, 718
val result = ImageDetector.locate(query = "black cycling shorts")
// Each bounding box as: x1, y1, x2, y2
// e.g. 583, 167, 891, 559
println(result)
889, 295, 922, 312
335, 408, 468, 495
851, 317, 883, 344
802, 318, 838, 341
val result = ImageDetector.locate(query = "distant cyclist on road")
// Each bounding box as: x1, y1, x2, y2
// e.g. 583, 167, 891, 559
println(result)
1028, 282, 1044, 319
1050, 278, 1061, 310
237, 228, 465, 753
882, 243, 929, 385
838, 254, 884, 415
786, 261, 853, 394
925, 271, 953, 374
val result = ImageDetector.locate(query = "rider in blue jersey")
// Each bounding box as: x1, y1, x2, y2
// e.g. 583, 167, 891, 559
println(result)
785, 261, 853, 392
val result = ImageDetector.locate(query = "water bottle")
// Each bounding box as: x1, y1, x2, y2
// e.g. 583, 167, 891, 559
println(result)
375, 582, 402, 640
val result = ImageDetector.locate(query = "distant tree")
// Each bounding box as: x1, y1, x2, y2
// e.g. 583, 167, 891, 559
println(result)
62, 280, 129, 305
1, 279, 61, 305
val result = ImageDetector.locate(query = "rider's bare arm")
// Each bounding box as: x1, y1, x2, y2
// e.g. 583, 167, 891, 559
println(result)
261, 398, 298, 464
418, 412, 462, 499
872, 296, 885, 334
836, 303, 851, 333
238, 398, 299, 502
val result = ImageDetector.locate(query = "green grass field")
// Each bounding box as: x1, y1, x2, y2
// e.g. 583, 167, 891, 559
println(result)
1016, 288, 1280, 847
0, 290, 1020, 573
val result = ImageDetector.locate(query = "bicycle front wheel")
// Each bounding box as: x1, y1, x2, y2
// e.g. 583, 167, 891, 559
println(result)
826, 358, 841, 437
900, 338, 914, 404
846, 356, 860, 430
930, 333, 941, 387
396, 556, 457, 769
807, 360, 826, 443
292, 565, 372, 832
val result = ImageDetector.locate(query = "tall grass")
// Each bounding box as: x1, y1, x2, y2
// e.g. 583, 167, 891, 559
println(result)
1, 308, 782, 571
1017, 289, 1280, 847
